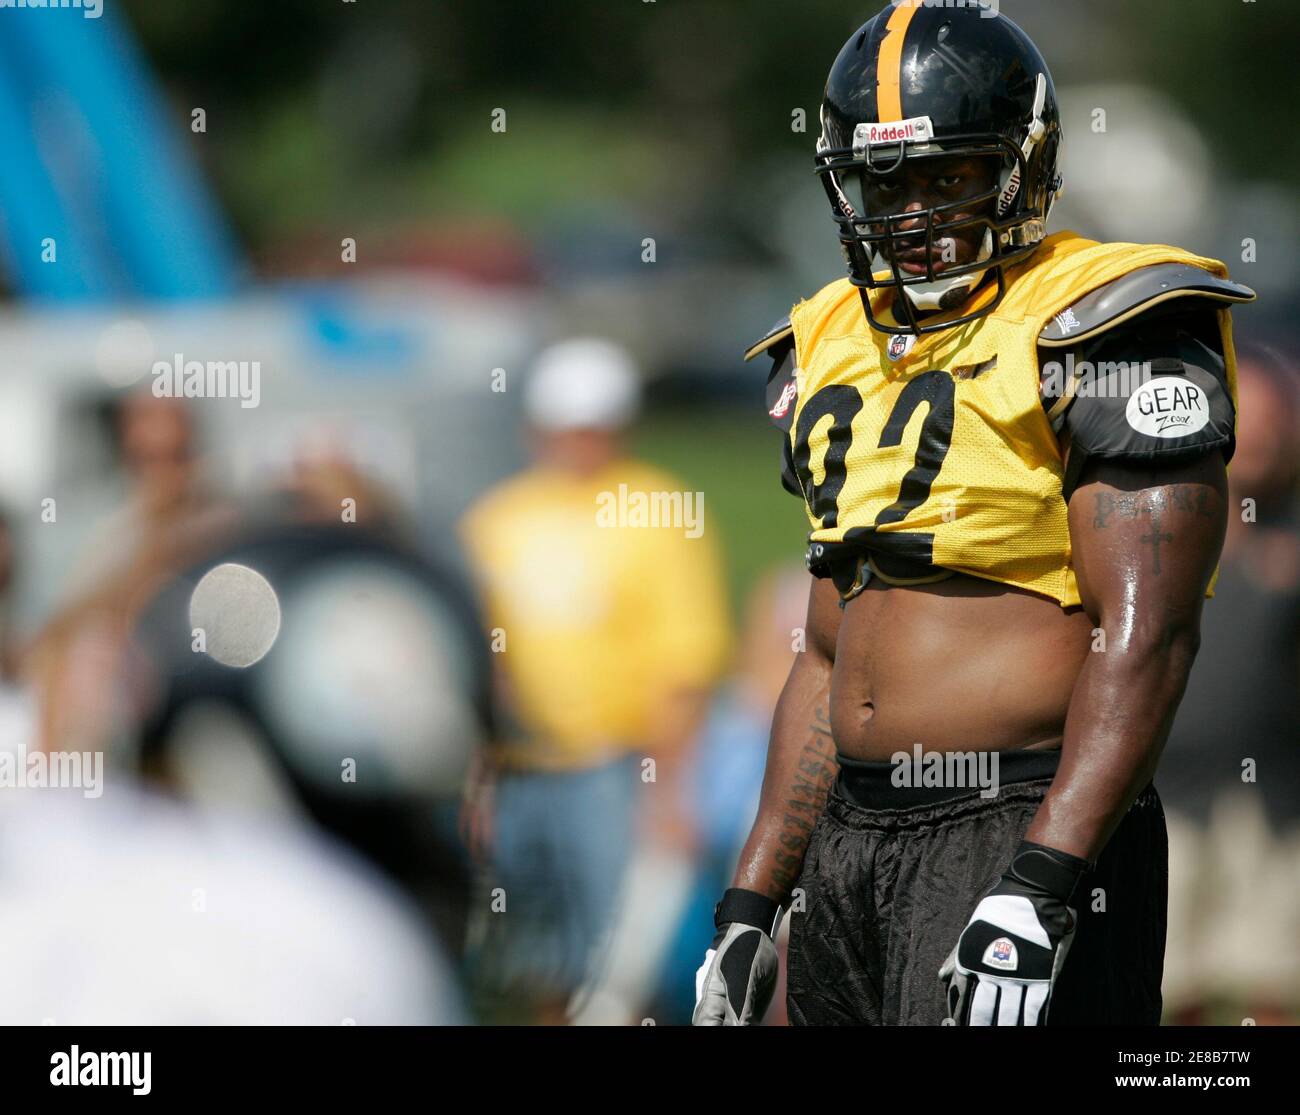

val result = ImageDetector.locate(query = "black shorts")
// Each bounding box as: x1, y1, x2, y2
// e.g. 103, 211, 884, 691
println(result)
786, 748, 1168, 1026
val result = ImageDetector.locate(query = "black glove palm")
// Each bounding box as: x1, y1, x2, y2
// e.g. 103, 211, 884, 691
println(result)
693, 889, 783, 1026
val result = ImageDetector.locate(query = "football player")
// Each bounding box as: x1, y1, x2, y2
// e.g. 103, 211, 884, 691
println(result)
693, 2, 1254, 1026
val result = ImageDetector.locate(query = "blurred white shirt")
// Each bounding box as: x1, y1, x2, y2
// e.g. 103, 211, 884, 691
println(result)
0, 786, 464, 1025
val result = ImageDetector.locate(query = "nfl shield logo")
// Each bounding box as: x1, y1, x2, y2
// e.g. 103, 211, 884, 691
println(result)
887, 333, 915, 361
982, 936, 1019, 971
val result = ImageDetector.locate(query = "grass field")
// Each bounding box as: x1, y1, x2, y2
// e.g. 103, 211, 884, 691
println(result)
632, 404, 809, 621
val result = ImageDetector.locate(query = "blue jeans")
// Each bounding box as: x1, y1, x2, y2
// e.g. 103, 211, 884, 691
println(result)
472, 753, 639, 1006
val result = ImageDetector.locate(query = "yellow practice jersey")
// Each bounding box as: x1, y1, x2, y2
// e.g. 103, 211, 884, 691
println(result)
460, 458, 731, 771
785, 231, 1243, 607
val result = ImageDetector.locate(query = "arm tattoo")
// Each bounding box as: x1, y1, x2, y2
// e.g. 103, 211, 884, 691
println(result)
1092, 490, 1141, 528
1140, 513, 1173, 575
1169, 485, 1218, 520
771, 705, 838, 894
1091, 480, 1223, 576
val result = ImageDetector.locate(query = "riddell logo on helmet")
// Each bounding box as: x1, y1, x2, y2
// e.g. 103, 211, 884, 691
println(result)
855, 116, 934, 148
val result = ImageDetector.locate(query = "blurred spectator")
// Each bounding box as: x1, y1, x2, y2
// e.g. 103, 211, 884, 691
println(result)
279, 428, 409, 539
0, 510, 38, 755
0, 509, 20, 670
459, 337, 731, 1023
649, 563, 809, 1025
67, 393, 227, 593
127, 449, 488, 963
1160, 345, 1300, 1024
24, 393, 235, 756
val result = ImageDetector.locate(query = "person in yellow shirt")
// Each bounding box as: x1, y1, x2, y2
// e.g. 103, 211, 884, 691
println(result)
459, 337, 730, 1023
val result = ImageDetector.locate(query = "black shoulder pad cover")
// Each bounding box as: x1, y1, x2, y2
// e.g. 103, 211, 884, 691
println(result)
747, 313, 802, 497
1039, 262, 1254, 347
1064, 354, 1233, 459
1059, 329, 1235, 497
763, 342, 797, 433
764, 344, 802, 498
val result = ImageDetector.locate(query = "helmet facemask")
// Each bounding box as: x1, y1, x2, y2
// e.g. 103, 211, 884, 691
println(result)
815, 74, 1058, 337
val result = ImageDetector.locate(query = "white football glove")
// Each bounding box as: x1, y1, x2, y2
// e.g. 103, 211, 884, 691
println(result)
940, 840, 1090, 1026
692, 889, 783, 1026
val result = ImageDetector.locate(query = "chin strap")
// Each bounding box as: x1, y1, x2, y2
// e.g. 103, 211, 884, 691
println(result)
890, 227, 993, 311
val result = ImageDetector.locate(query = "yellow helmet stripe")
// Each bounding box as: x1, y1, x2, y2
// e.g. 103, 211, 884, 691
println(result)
876, 2, 920, 123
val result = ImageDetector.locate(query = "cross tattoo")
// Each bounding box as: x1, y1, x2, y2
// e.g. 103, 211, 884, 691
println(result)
1141, 517, 1174, 574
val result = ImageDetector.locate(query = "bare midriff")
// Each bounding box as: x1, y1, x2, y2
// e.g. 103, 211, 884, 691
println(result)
830, 573, 1095, 760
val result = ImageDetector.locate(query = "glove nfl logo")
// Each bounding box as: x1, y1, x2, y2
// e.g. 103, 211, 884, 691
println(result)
983, 937, 1019, 971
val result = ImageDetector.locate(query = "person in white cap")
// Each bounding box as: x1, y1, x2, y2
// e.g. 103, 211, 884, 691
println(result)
458, 337, 731, 1023
522, 337, 643, 439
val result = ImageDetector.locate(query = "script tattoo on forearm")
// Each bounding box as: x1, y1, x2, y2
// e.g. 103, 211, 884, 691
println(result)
772, 705, 838, 894
1091, 483, 1222, 576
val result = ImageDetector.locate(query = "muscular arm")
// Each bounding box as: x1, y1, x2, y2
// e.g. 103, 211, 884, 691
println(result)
731, 575, 842, 903
1024, 449, 1229, 860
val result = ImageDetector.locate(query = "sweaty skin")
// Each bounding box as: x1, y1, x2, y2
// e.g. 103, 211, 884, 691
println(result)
736, 428, 1227, 906
858, 153, 998, 275
732, 156, 1229, 903
831, 576, 1095, 757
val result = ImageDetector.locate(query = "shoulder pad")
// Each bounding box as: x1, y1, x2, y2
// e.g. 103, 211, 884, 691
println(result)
1039, 263, 1255, 348
764, 343, 797, 433
1057, 335, 1236, 499
744, 314, 794, 362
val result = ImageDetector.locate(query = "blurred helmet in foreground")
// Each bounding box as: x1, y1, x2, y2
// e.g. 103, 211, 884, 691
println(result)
130, 521, 493, 953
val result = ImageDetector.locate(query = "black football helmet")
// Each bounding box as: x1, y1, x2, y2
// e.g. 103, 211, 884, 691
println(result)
814, 3, 1063, 335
